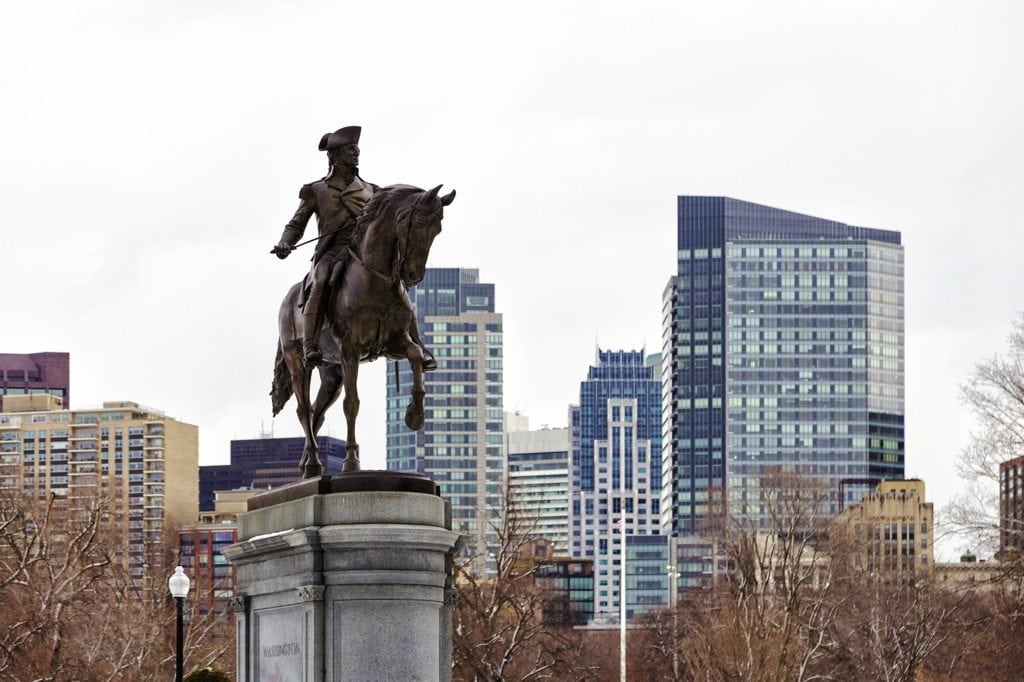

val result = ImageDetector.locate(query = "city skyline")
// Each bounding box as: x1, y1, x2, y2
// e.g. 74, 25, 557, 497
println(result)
3, 3, 1023, 561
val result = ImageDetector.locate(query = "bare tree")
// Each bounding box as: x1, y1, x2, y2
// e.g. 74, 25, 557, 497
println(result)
452, 485, 586, 681
0, 488, 233, 680
0, 488, 119, 678
948, 313, 1024, 554
628, 466, 1022, 681
659, 471, 848, 681
631, 597, 702, 681
920, 584, 1024, 682
829, 573, 989, 682
732, 472, 841, 680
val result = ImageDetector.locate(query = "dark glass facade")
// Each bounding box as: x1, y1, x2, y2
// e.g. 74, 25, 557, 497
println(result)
199, 436, 345, 511
625, 534, 669, 621
0, 352, 70, 409
535, 559, 594, 625
663, 197, 904, 533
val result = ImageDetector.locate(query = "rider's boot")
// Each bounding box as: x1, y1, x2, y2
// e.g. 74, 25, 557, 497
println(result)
421, 346, 437, 372
408, 318, 437, 372
302, 284, 326, 366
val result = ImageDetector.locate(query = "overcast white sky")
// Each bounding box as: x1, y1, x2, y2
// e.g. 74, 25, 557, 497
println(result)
3, 2, 1022, 555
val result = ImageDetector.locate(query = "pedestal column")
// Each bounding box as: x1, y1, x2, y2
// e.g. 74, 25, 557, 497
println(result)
224, 473, 459, 682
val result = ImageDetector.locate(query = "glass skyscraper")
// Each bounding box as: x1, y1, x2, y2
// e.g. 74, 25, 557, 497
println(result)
569, 349, 662, 621
386, 267, 503, 575
662, 197, 904, 533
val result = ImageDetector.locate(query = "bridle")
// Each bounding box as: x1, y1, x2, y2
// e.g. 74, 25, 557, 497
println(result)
348, 198, 430, 288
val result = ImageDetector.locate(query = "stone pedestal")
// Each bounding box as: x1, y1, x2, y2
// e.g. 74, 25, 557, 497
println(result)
223, 473, 460, 682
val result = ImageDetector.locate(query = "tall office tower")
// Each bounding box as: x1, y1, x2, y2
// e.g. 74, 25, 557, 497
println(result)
386, 268, 503, 574
199, 436, 346, 511
0, 352, 70, 410
0, 396, 198, 584
1000, 455, 1024, 558
568, 349, 662, 622
507, 425, 570, 556
662, 197, 905, 534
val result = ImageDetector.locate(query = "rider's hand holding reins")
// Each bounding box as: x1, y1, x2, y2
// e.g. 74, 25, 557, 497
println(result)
271, 243, 293, 259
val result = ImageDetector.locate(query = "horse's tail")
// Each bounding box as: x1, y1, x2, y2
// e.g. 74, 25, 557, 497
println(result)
270, 343, 292, 416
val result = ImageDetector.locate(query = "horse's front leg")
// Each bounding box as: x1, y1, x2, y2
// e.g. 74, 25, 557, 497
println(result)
340, 349, 361, 472
312, 363, 343, 436
401, 333, 427, 431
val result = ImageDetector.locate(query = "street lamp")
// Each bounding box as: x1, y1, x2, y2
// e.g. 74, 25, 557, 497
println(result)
168, 566, 191, 682
665, 562, 680, 680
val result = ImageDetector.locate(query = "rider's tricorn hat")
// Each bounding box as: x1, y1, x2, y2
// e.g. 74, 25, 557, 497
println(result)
319, 126, 361, 151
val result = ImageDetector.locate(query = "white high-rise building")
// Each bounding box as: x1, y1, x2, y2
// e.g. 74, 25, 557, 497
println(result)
507, 423, 570, 556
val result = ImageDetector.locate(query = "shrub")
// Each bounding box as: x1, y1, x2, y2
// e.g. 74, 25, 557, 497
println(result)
184, 668, 231, 682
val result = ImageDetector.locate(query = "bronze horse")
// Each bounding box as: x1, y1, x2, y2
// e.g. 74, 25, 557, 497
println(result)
271, 184, 455, 477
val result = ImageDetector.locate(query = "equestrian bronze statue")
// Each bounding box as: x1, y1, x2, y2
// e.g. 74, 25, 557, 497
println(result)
270, 126, 454, 477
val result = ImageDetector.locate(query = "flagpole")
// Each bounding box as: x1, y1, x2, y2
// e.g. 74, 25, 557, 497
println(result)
620, 513, 626, 682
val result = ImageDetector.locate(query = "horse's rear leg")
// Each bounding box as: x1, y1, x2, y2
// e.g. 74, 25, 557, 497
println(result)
300, 362, 323, 479
301, 363, 342, 475
340, 350, 361, 472
284, 341, 321, 478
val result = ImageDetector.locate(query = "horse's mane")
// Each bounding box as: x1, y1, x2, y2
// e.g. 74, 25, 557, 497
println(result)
351, 184, 424, 248
351, 184, 434, 282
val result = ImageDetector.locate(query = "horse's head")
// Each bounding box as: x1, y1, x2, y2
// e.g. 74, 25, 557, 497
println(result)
399, 184, 455, 286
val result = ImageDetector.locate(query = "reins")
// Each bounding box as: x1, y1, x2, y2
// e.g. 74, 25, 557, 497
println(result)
348, 202, 417, 286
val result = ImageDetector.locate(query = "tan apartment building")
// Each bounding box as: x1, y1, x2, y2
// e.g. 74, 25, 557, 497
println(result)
935, 551, 1006, 593
0, 395, 198, 584
833, 479, 933, 575
198, 487, 259, 524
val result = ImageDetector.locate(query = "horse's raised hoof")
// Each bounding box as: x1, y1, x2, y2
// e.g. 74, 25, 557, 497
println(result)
405, 403, 425, 431
341, 456, 360, 472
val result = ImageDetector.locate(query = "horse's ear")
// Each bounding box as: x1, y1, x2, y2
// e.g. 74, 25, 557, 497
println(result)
423, 185, 441, 204
441, 189, 456, 207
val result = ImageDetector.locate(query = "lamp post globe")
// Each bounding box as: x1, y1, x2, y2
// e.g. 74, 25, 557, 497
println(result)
169, 565, 191, 598
168, 566, 190, 682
